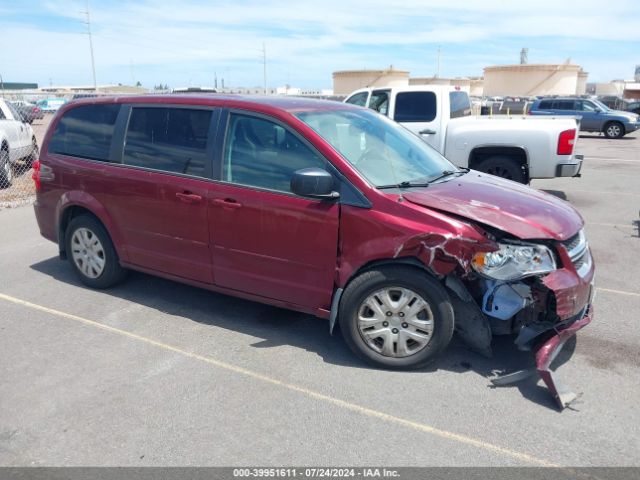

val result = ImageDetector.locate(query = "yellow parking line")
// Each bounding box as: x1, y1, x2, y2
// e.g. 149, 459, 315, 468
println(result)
0, 291, 558, 467
565, 189, 640, 197
597, 287, 640, 298
587, 223, 636, 229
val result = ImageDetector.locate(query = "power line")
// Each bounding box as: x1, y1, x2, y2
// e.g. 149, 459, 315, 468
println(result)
81, 0, 97, 89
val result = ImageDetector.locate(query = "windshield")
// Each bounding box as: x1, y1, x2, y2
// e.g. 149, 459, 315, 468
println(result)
295, 109, 455, 187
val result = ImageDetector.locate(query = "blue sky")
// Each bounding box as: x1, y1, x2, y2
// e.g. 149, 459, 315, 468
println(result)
0, 0, 638, 89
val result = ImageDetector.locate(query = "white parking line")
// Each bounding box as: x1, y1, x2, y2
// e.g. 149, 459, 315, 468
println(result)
0, 292, 559, 467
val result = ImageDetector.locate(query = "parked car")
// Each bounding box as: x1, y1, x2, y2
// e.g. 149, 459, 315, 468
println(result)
625, 101, 640, 115
529, 97, 640, 139
345, 86, 583, 183
0, 99, 38, 187
33, 95, 595, 408
36, 98, 67, 113
10, 100, 44, 123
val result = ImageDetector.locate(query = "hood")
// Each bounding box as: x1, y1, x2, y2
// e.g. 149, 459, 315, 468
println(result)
403, 172, 583, 241
610, 109, 639, 120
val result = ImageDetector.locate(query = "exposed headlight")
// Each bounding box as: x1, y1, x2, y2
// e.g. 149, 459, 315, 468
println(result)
472, 243, 556, 280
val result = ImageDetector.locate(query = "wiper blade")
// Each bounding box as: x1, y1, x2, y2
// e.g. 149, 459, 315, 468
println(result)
377, 168, 469, 190
427, 167, 470, 184
377, 181, 431, 190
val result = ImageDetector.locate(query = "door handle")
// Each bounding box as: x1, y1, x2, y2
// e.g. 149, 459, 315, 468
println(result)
419, 129, 436, 135
212, 198, 242, 209
175, 192, 202, 204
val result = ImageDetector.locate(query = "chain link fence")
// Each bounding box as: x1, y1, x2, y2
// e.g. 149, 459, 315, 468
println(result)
0, 92, 60, 208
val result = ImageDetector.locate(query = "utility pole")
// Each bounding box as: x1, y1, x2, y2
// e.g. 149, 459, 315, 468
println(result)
262, 43, 267, 95
436, 45, 441, 78
81, 0, 97, 90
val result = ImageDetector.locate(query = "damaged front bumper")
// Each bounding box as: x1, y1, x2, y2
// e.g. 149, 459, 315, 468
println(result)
466, 230, 595, 409
535, 305, 592, 409
489, 304, 592, 409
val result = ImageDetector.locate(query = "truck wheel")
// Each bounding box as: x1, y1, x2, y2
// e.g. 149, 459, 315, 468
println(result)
476, 156, 526, 183
65, 214, 127, 289
339, 266, 454, 370
0, 147, 13, 189
604, 122, 624, 139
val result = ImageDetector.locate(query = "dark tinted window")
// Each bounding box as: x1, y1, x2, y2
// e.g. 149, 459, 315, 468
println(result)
538, 100, 553, 109
370, 90, 390, 116
449, 91, 471, 118
223, 114, 326, 193
553, 100, 576, 110
49, 104, 120, 161
345, 92, 368, 107
124, 107, 212, 177
395, 92, 437, 122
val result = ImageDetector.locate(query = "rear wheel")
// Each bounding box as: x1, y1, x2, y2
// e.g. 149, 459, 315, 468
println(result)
339, 266, 454, 369
603, 121, 624, 139
476, 156, 526, 183
0, 148, 13, 189
65, 215, 127, 289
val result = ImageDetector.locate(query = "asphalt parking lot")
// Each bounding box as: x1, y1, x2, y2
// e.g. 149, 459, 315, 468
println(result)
1, 126, 639, 467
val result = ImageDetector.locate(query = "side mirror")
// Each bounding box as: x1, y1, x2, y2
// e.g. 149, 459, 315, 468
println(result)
291, 168, 339, 199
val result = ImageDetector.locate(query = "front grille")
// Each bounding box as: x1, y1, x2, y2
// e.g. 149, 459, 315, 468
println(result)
560, 229, 591, 276
562, 232, 582, 252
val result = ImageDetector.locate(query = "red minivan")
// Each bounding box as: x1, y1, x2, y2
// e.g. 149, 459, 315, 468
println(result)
33, 95, 594, 408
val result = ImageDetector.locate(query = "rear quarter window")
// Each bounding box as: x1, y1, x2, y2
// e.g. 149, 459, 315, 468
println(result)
449, 91, 471, 118
48, 104, 120, 161
537, 100, 553, 109
394, 92, 437, 122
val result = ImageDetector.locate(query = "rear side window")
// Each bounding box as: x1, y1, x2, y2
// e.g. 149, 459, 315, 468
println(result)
49, 104, 120, 161
394, 92, 437, 122
345, 92, 369, 107
538, 100, 553, 109
449, 91, 471, 118
223, 114, 326, 193
552, 100, 575, 110
124, 107, 212, 177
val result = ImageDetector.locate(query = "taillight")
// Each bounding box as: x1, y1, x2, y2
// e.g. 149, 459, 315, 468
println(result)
557, 129, 576, 155
32, 160, 41, 191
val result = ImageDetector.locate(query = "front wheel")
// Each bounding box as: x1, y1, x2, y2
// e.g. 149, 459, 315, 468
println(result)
475, 156, 526, 183
603, 121, 624, 139
339, 267, 454, 369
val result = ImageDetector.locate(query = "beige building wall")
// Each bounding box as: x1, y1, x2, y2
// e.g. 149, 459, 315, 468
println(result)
333, 69, 409, 95
576, 70, 588, 95
483, 64, 584, 96
408, 76, 486, 96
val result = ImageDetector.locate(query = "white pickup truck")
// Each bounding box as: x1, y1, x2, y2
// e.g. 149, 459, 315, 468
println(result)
0, 98, 38, 188
344, 86, 583, 183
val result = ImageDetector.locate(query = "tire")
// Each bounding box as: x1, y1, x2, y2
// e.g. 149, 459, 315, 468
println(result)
0, 147, 13, 189
65, 214, 127, 289
603, 121, 624, 139
475, 156, 526, 183
338, 266, 454, 370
